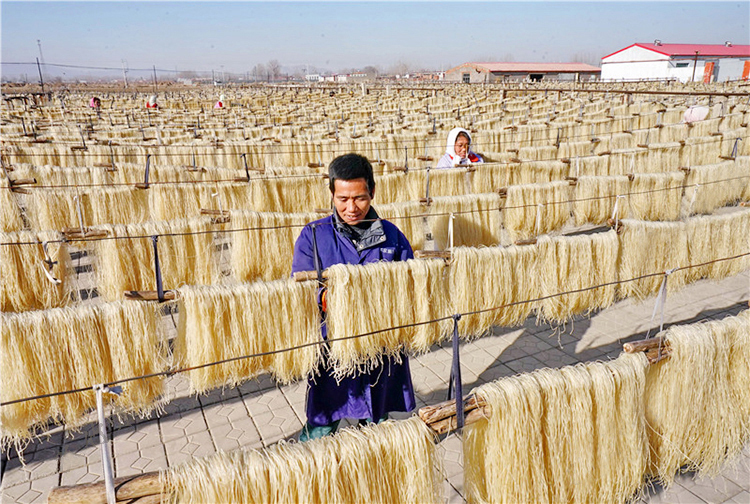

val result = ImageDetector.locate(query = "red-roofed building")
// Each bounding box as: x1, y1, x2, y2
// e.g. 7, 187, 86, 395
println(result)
601, 41, 750, 82
444, 62, 600, 83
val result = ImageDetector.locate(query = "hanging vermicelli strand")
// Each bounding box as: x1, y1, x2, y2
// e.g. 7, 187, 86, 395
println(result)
683, 157, 750, 215
229, 210, 317, 282
93, 217, 220, 301
450, 244, 540, 337
325, 259, 451, 378
685, 210, 750, 282
162, 417, 443, 504
644, 312, 750, 484
626, 172, 685, 221
174, 280, 320, 392
572, 175, 629, 226
617, 219, 688, 300
503, 181, 572, 242
0, 301, 166, 449
536, 230, 618, 324
464, 353, 648, 504
0, 230, 72, 312
0, 183, 25, 232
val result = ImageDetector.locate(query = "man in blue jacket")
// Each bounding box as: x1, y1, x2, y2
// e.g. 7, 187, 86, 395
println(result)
291, 153, 416, 441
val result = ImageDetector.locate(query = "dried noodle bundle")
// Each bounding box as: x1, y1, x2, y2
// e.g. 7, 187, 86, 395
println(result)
464, 353, 648, 504
175, 280, 320, 392
0, 230, 72, 312
1, 301, 166, 448
325, 259, 450, 377
162, 417, 443, 504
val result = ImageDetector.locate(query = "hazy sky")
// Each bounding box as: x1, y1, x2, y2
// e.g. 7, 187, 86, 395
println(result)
2, 1, 748, 77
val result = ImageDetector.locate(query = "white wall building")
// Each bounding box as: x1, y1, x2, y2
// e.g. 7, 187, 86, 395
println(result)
601, 42, 750, 82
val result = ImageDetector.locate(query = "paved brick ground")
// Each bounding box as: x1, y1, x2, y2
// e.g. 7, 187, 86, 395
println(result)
1, 271, 748, 503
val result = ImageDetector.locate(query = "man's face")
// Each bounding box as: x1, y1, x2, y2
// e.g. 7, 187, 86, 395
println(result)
454, 135, 470, 159
332, 178, 373, 225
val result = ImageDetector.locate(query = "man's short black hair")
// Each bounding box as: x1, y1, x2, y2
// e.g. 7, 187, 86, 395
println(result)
328, 153, 375, 195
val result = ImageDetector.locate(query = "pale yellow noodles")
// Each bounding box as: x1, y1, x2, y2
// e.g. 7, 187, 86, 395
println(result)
645, 312, 750, 483
174, 280, 321, 392
464, 353, 648, 504
325, 259, 451, 377
93, 217, 219, 301
0, 301, 166, 448
0, 230, 72, 312
162, 417, 443, 504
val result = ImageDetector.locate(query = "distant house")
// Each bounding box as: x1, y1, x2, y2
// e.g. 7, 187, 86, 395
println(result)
444, 62, 600, 83
601, 42, 750, 82
305, 74, 323, 82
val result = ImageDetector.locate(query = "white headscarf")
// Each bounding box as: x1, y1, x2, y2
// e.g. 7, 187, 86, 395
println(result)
445, 127, 473, 164
148, 94, 158, 106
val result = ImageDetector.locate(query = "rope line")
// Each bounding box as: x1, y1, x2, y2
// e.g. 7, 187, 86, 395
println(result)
1, 174, 749, 247
1, 250, 747, 408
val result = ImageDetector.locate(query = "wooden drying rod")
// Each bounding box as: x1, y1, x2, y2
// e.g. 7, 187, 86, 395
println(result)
62, 227, 109, 240
623, 336, 672, 364
124, 290, 177, 301
47, 472, 161, 504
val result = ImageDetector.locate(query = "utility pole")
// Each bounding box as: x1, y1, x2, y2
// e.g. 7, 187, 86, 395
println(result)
36, 58, 45, 94
122, 60, 129, 88
36, 39, 46, 82
152, 65, 158, 93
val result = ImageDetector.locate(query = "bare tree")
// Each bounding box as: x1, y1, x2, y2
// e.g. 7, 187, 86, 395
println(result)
252, 63, 267, 82
267, 60, 281, 82
389, 60, 411, 77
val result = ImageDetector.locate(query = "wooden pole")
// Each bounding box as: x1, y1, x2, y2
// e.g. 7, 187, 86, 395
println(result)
47, 472, 162, 504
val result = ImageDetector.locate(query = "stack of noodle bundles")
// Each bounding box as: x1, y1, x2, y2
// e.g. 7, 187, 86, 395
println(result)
1, 230, 71, 312
0, 301, 166, 448
574, 155, 610, 178
93, 217, 219, 301
229, 210, 317, 282
536, 231, 619, 324
683, 158, 750, 216
503, 181, 572, 242
250, 175, 329, 213
626, 172, 684, 221
464, 353, 648, 504
450, 245, 539, 338
645, 311, 750, 483
325, 259, 451, 377
685, 210, 750, 282
0, 182, 24, 232
377, 201, 425, 249
162, 417, 443, 504
174, 280, 320, 392
572, 175, 629, 226
617, 220, 688, 300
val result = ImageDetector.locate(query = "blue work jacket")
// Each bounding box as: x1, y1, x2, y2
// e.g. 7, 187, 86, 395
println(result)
291, 212, 416, 427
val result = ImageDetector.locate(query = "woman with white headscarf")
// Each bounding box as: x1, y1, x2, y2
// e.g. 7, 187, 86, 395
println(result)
436, 127, 483, 168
